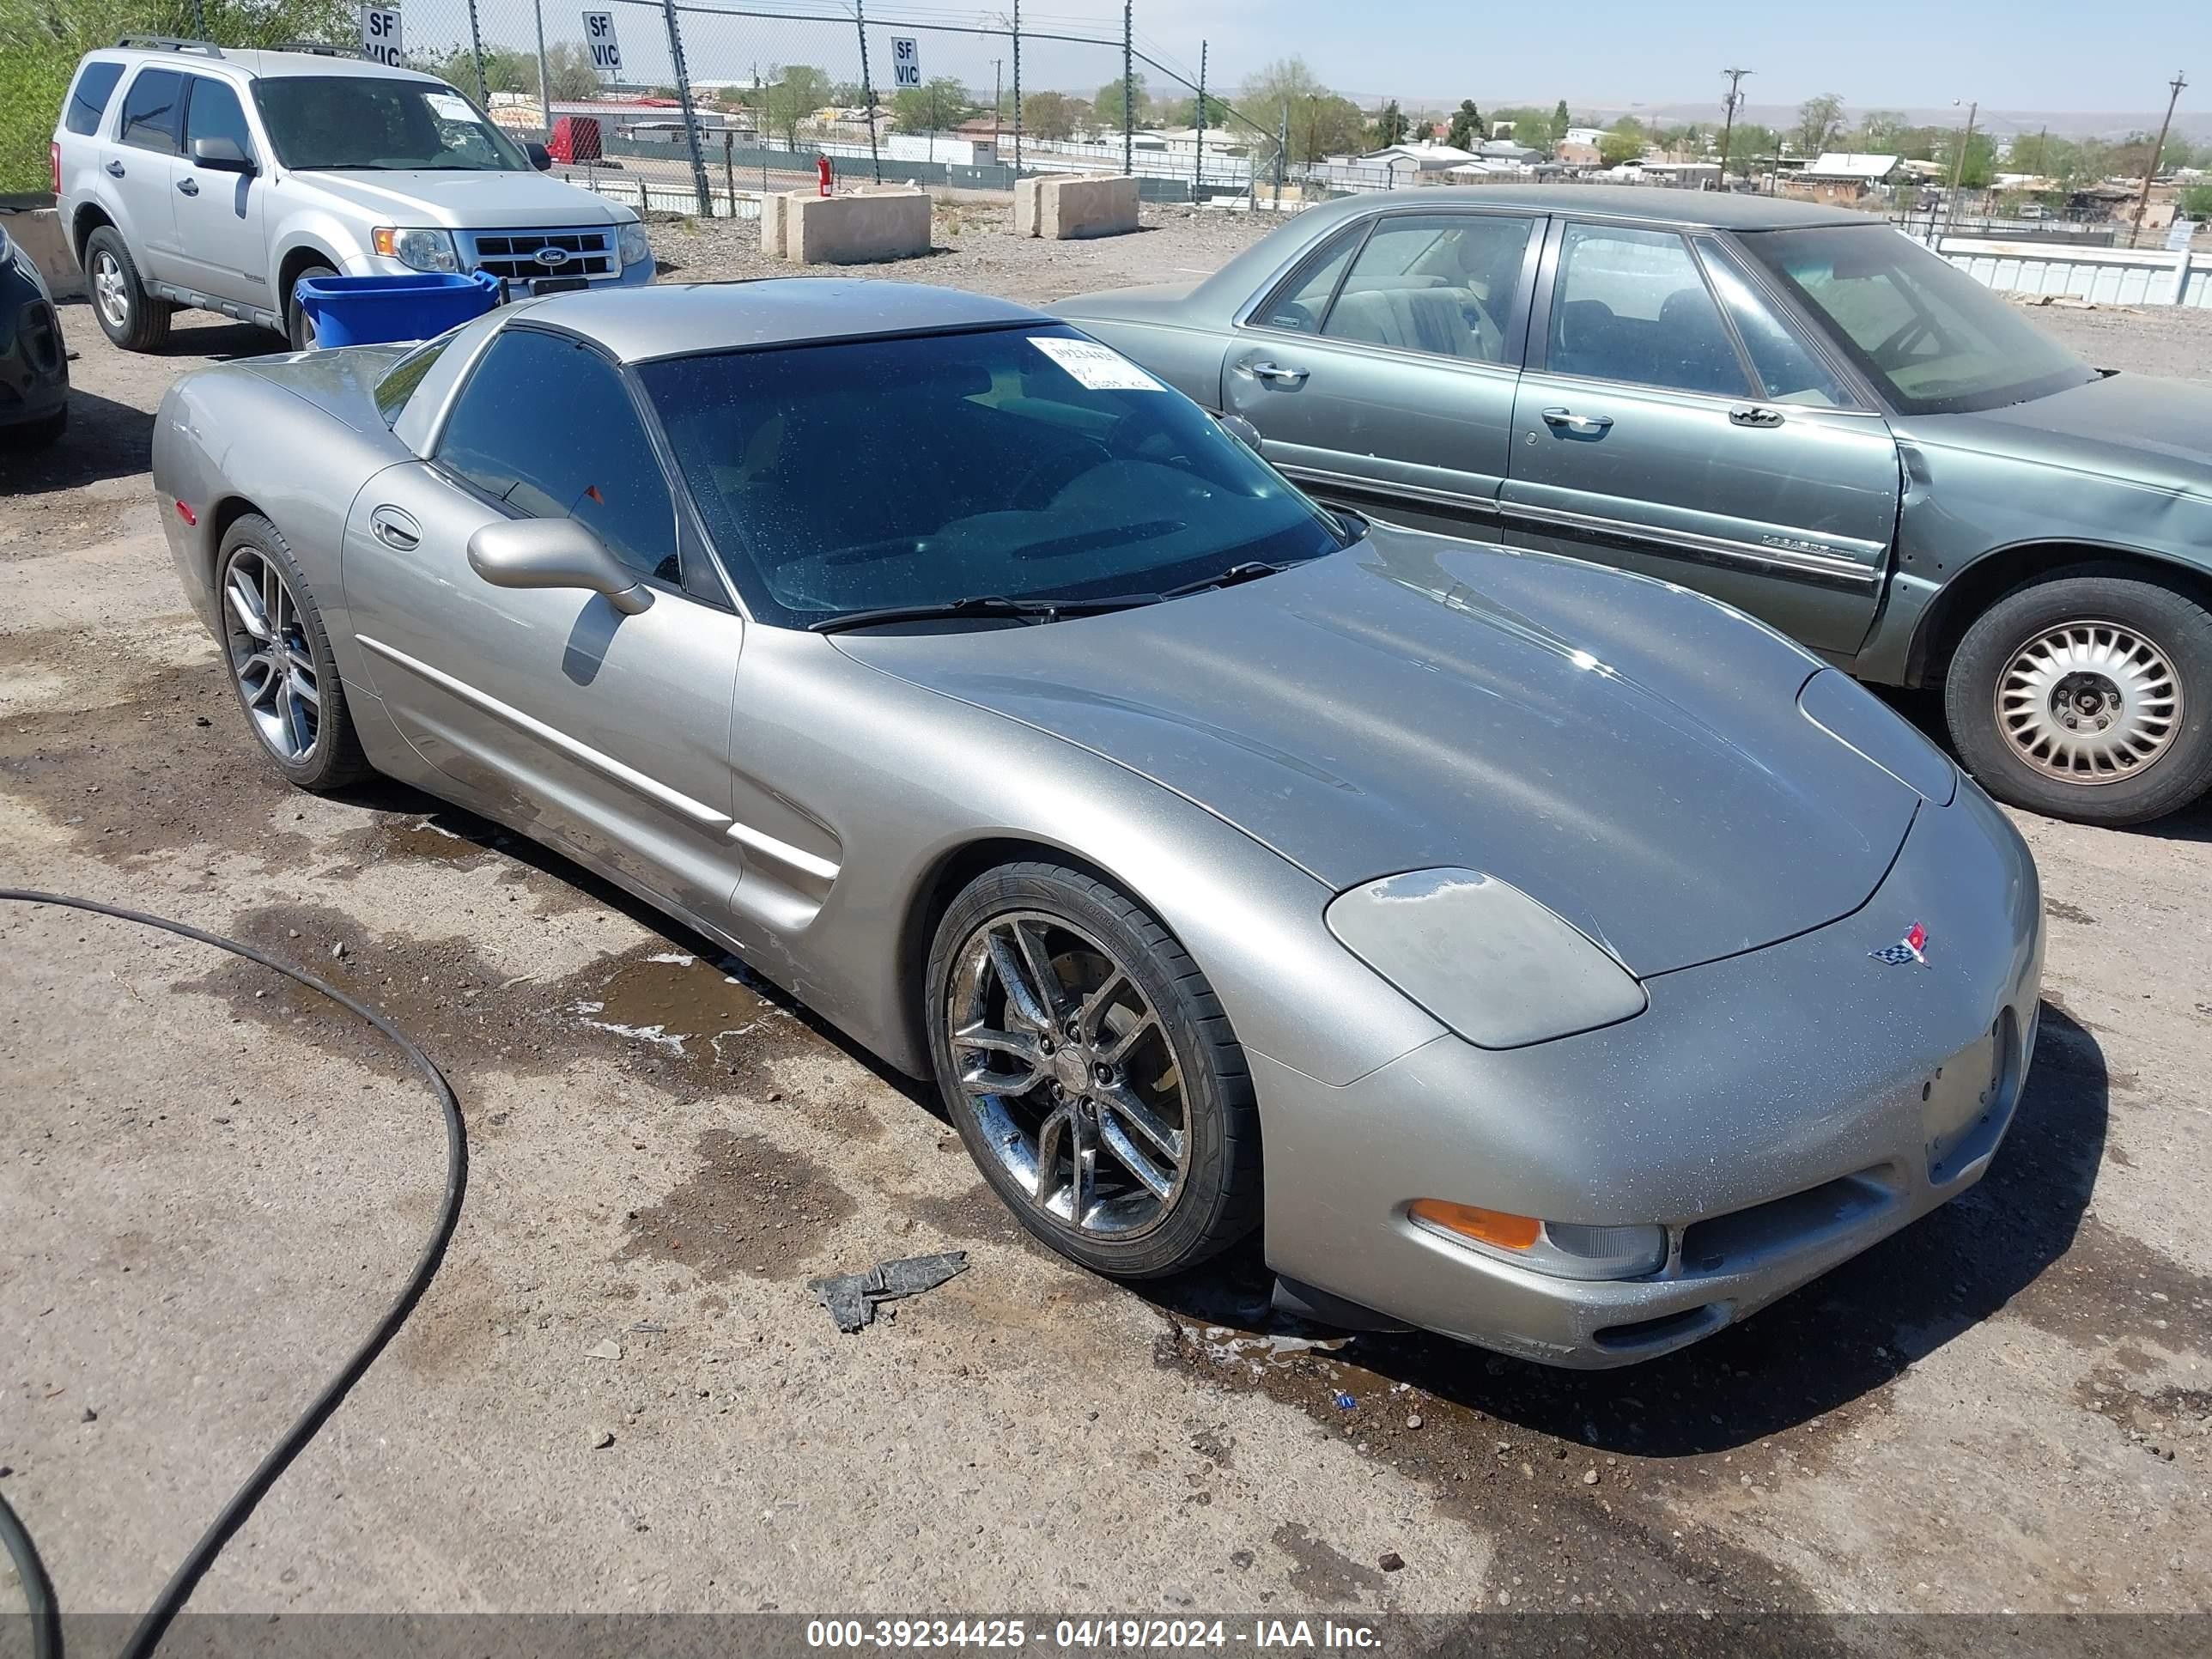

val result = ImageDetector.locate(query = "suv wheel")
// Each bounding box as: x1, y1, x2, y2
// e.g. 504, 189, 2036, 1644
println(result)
285, 263, 337, 351
1946, 573, 2212, 826
82, 227, 171, 352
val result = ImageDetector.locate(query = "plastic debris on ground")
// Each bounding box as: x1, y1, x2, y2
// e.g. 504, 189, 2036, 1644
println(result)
810, 1250, 970, 1333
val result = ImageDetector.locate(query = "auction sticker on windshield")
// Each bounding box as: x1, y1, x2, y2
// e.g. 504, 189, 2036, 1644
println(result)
426, 92, 477, 123
1030, 337, 1165, 392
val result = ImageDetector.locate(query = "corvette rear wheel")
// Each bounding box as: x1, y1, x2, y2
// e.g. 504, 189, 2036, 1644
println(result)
217, 515, 372, 791
927, 862, 1261, 1279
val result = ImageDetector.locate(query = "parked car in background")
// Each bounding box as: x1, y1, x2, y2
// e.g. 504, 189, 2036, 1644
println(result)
0, 216, 70, 447
151, 282, 2043, 1366
1058, 186, 2212, 826
52, 37, 654, 353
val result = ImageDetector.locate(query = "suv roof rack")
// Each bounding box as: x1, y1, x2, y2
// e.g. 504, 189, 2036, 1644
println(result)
114, 35, 225, 57
275, 40, 362, 57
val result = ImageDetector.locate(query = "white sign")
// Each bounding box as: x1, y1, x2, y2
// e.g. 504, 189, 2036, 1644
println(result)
890, 35, 921, 90
1030, 337, 1164, 392
582, 10, 623, 76
359, 3, 404, 66
2167, 217, 2197, 252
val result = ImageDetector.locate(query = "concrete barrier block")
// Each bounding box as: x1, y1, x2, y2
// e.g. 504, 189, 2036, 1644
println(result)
786, 188, 931, 264
1037, 175, 1139, 241
3, 208, 85, 300
1012, 176, 1043, 237
761, 191, 792, 258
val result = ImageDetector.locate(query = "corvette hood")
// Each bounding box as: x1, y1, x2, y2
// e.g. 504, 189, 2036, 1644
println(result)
840, 529, 1923, 976
283, 168, 634, 230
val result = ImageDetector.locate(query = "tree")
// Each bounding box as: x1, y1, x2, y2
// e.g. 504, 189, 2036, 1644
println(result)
891, 76, 973, 134
1598, 118, 1646, 167
1553, 99, 1571, 137
2180, 183, 2212, 220
1723, 121, 1779, 177
1370, 100, 1409, 148
1932, 125, 1998, 189
1795, 93, 1845, 158
761, 63, 832, 147
1234, 57, 1333, 170
1094, 71, 1150, 130
1854, 108, 1908, 151
1489, 105, 1560, 155
1444, 99, 1484, 150
1021, 90, 1081, 141
1162, 92, 1231, 128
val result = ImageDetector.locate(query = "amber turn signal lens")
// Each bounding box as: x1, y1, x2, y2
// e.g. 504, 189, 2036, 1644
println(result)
1409, 1200, 1540, 1251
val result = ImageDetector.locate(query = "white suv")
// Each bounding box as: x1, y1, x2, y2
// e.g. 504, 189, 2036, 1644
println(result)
53, 37, 654, 351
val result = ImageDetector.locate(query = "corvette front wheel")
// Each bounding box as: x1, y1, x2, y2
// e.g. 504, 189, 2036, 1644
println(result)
927, 861, 1261, 1279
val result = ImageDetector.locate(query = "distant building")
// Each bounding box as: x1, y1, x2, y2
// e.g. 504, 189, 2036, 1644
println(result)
1793, 152, 1905, 203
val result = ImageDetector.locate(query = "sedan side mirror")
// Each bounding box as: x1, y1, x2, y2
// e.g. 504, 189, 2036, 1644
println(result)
467, 518, 653, 615
190, 135, 257, 174
525, 141, 553, 172
1216, 413, 1264, 453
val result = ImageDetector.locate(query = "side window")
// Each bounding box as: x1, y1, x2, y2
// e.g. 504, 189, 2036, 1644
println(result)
1254, 229, 1359, 334
1547, 222, 1752, 397
117, 69, 186, 156
1320, 214, 1534, 364
183, 76, 255, 163
65, 62, 126, 137
437, 329, 678, 583
374, 337, 452, 427
1698, 241, 1850, 408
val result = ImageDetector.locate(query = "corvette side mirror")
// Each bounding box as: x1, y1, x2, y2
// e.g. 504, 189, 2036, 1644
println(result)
1216, 413, 1264, 453
467, 518, 653, 615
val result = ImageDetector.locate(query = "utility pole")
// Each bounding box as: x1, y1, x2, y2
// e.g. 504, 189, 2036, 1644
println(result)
2131, 70, 2188, 247
532, 0, 551, 144
993, 58, 1003, 152
1718, 66, 1751, 182
1012, 0, 1022, 176
1944, 99, 1978, 234
854, 0, 881, 184
1121, 0, 1134, 177
1273, 100, 1287, 208
1194, 40, 1207, 204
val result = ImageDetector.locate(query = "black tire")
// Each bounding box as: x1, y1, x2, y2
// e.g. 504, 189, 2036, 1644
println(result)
82, 227, 172, 352
3, 405, 66, 448
216, 514, 373, 792
285, 263, 337, 351
1945, 572, 2212, 826
926, 861, 1262, 1279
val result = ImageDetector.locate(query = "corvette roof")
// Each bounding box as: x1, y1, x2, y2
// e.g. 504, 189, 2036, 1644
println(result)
521, 279, 1048, 362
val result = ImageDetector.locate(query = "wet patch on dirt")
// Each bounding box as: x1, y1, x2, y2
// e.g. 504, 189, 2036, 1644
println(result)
617, 1127, 856, 1282
2074, 1355, 2212, 1468
2002, 1213, 2212, 1352
902, 1183, 1118, 1304
1269, 1522, 1387, 1607
0, 490, 140, 556
389, 1257, 507, 1381
173, 902, 841, 1109
2045, 900, 2100, 927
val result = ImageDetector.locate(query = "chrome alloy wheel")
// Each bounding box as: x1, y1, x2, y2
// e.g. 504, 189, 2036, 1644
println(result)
222, 549, 321, 763
1996, 619, 2182, 785
91, 250, 129, 332
948, 911, 1188, 1237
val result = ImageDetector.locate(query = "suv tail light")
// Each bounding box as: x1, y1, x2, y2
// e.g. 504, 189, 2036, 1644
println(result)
49, 142, 60, 195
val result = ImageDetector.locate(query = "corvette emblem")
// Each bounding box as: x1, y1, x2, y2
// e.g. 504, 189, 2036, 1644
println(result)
1870, 921, 1930, 968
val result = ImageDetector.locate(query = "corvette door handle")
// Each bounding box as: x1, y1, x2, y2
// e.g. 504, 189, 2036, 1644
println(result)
369, 507, 421, 551
105, 160, 125, 178
1729, 404, 1785, 428
1248, 361, 1310, 386
1540, 407, 1613, 435
177, 177, 199, 197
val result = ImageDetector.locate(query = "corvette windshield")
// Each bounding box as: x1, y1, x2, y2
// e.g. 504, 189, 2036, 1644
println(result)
640, 325, 1347, 628
1741, 224, 2098, 415
252, 76, 527, 172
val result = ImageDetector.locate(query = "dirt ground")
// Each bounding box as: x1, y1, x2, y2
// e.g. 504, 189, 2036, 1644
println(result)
4, 208, 2212, 1639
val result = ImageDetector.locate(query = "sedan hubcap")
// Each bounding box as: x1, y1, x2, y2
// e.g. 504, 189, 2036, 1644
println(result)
1996, 620, 2181, 785
222, 549, 321, 763
949, 912, 1187, 1237
93, 252, 129, 331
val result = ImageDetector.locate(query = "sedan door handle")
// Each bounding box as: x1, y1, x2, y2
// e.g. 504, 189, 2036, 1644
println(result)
1247, 361, 1310, 386
1729, 404, 1785, 428
368, 507, 422, 551
1540, 407, 1613, 435
177, 177, 199, 197
104, 160, 125, 178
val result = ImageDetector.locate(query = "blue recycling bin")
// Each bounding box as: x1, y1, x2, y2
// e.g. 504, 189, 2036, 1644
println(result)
294, 270, 504, 349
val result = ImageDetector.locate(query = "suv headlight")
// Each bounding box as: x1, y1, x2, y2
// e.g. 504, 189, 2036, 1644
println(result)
1324, 868, 1646, 1050
617, 220, 652, 270
372, 227, 461, 274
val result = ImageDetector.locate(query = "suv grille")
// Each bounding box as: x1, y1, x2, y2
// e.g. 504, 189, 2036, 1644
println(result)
460, 228, 615, 283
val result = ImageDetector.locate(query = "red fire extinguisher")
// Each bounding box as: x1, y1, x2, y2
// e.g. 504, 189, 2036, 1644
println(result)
817, 155, 833, 197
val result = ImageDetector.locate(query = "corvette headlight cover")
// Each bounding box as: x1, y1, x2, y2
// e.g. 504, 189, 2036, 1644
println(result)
1326, 868, 1646, 1049
1799, 667, 1957, 805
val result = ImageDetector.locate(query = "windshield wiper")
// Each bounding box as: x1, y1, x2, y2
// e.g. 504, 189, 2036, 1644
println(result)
809, 593, 1148, 634
1154, 561, 1297, 600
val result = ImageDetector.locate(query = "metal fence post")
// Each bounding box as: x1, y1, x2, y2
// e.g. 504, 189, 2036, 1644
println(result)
1012, 0, 1022, 175
189, 0, 206, 36
658, 0, 714, 216
464, 0, 489, 105
532, 0, 551, 140
1121, 0, 1133, 177
855, 0, 882, 185
1273, 102, 1286, 208
1193, 40, 1206, 204
723, 129, 735, 218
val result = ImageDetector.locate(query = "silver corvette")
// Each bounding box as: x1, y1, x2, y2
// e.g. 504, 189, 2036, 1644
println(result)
152, 281, 2045, 1367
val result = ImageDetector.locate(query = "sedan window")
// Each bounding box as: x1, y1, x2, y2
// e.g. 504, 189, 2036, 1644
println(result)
117, 69, 186, 156
1547, 222, 1752, 398
1322, 214, 1534, 364
1698, 240, 1850, 408
436, 328, 678, 582
640, 325, 1346, 629
1253, 228, 1360, 334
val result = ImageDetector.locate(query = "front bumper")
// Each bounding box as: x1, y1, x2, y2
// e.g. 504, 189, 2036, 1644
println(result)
0, 281, 69, 428
1256, 780, 2045, 1368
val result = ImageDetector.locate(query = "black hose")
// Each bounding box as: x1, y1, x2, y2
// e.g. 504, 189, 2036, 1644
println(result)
0, 889, 470, 1659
